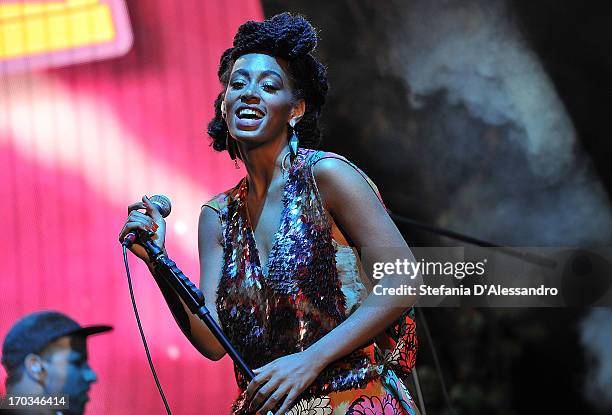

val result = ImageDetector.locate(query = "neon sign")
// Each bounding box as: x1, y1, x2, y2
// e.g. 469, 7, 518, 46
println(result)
0, 0, 132, 73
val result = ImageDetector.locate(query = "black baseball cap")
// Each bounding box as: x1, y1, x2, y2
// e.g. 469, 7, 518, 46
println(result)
1, 311, 112, 371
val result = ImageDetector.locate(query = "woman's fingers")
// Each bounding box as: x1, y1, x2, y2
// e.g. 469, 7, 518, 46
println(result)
118, 210, 155, 240
258, 385, 290, 415
120, 198, 166, 262
118, 221, 150, 241
128, 197, 163, 221
129, 210, 154, 225
273, 390, 299, 415
143, 195, 163, 221
248, 381, 281, 414
246, 369, 276, 412
127, 201, 146, 213
127, 197, 165, 228
245, 369, 265, 400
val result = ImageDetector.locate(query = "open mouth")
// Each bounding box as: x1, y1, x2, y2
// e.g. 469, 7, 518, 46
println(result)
235, 106, 265, 120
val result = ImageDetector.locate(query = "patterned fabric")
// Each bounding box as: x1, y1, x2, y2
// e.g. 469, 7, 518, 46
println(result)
204, 148, 418, 414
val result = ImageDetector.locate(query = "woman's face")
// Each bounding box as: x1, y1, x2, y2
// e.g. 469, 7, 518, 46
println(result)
223, 53, 302, 148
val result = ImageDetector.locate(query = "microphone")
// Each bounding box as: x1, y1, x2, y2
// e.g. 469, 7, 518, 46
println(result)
120, 194, 257, 385
122, 194, 172, 247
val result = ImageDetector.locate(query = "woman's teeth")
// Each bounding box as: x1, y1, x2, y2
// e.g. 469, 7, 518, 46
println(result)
237, 108, 264, 119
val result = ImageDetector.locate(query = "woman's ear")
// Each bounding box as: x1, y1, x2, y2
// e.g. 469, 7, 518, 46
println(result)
290, 99, 306, 125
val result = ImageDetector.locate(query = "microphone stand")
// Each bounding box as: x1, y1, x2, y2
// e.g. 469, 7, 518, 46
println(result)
137, 232, 255, 382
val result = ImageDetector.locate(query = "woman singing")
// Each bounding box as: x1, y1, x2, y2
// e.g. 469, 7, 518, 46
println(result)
119, 12, 420, 415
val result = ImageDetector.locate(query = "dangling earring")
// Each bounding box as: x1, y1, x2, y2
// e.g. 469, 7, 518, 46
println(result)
222, 101, 239, 169
226, 131, 240, 169
288, 121, 299, 163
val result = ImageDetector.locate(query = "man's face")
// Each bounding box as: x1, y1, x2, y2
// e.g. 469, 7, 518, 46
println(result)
41, 335, 97, 415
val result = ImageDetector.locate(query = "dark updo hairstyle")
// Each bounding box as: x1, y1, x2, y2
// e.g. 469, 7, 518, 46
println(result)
207, 13, 329, 154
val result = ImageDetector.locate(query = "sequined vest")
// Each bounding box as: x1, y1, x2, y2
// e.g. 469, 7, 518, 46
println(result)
204, 149, 417, 405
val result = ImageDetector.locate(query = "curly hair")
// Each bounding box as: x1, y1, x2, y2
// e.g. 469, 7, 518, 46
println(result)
207, 13, 329, 154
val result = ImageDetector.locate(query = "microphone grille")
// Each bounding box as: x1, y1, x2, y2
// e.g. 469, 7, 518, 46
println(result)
149, 194, 172, 218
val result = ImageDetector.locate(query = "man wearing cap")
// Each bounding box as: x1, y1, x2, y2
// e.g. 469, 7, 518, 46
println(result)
1, 311, 112, 414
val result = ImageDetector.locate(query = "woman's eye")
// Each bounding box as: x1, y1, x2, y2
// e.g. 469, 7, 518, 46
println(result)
262, 84, 278, 92
230, 81, 277, 92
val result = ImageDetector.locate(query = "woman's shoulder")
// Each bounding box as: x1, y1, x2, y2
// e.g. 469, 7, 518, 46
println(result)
307, 149, 385, 208
307, 150, 369, 183
300, 149, 360, 177
201, 178, 244, 214
301, 149, 351, 166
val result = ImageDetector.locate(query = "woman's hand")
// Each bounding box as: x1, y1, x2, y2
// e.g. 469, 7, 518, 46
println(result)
245, 350, 327, 415
118, 195, 167, 263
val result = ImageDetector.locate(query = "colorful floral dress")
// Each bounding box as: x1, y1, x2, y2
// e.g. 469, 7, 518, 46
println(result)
204, 148, 419, 415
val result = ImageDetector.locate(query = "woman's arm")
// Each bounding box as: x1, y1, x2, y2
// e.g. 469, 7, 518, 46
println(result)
306, 156, 420, 364
190, 205, 228, 360
119, 197, 227, 361
159, 205, 228, 361
246, 157, 420, 414
152, 206, 228, 360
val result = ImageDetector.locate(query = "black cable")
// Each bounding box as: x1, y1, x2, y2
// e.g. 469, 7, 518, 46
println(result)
390, 213, 556, 269
416, 309, 456, 415
122, 246, 172, 415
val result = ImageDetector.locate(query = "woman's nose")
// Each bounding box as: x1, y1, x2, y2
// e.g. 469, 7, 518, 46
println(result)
240, 86, 259, 102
